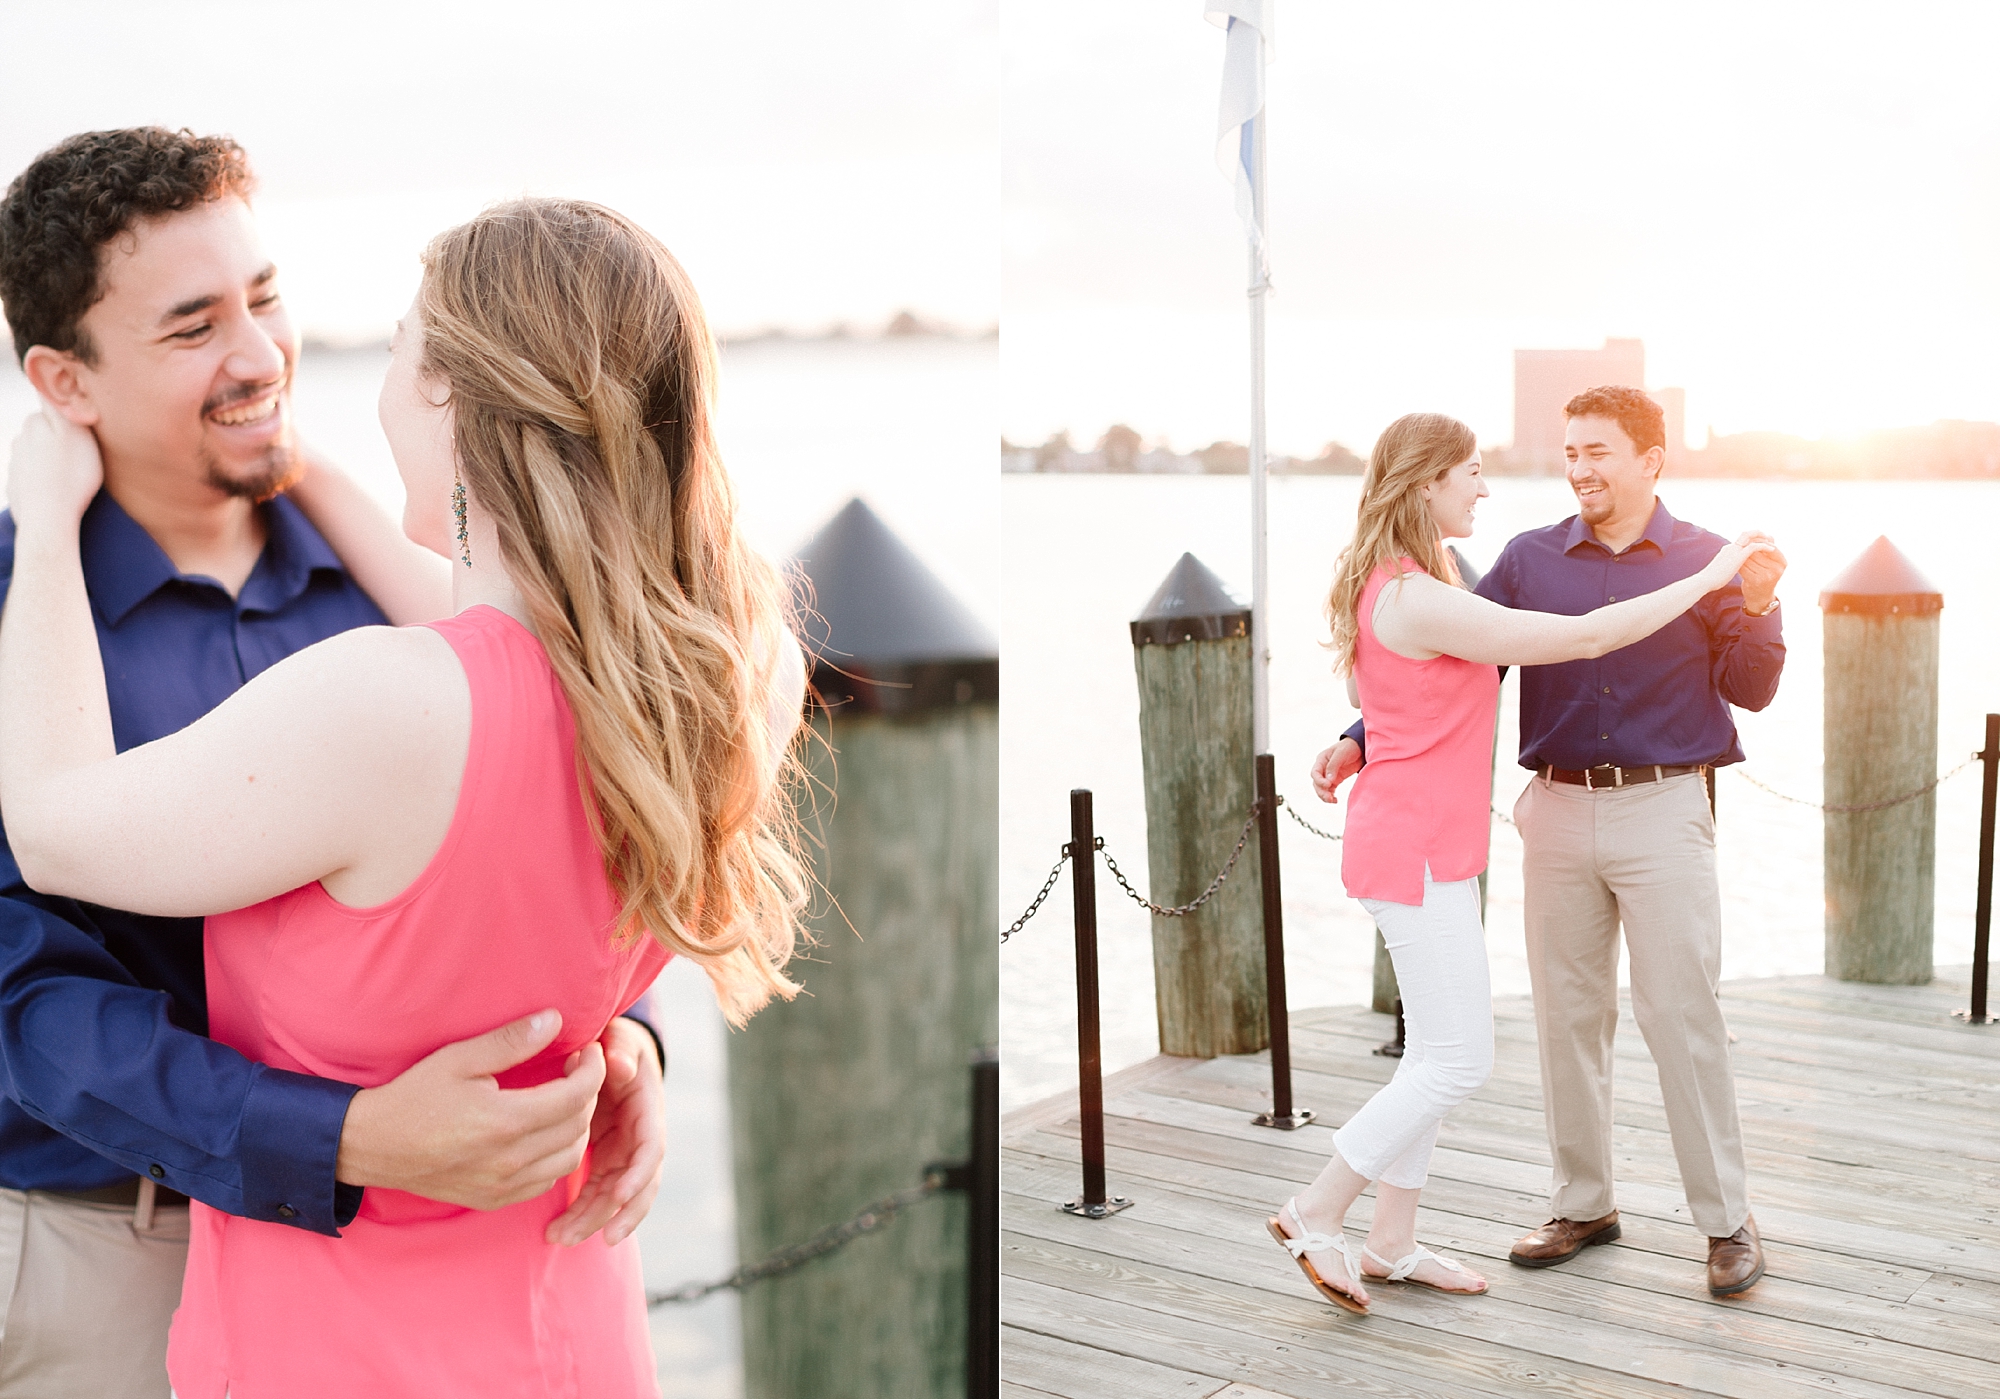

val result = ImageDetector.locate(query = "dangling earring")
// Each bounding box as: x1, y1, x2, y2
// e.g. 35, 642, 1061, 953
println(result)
452, 476, 473, 568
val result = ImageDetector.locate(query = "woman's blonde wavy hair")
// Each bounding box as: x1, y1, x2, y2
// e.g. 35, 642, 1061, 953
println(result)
1325, 412, 1476, 675
417, 198, 806, 1026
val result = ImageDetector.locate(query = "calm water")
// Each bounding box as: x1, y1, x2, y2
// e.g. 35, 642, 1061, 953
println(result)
0, 337, 994, 1399
1000, 474, 2000, 1113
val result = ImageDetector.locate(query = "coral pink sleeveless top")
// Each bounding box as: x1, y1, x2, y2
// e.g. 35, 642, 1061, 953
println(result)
169, 605, 670, 1399
1340, 560, 1501, 905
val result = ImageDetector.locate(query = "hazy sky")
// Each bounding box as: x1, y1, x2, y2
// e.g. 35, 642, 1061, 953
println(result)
1005, 2, 2000, 451
1, 0, 997, 341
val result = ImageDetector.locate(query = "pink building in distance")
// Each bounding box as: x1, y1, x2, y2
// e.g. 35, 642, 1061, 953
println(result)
1512, 338, 1685, 472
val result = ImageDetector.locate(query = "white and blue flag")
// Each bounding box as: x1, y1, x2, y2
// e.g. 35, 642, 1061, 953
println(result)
1204, 1, 1273, 286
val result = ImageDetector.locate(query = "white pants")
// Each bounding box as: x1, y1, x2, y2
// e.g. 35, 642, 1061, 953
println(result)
1332, 871, 1495, 1189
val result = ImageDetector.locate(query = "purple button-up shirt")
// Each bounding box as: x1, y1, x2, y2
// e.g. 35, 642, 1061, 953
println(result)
1475, 498, 1784, 770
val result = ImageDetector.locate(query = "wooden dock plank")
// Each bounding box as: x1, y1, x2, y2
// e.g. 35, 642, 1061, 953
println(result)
1007, 1258, 1677, 1399
1007, 1229, 1934, 1399
999, 1325, 1219, 1398
1004, 972, 2000, 1397
1004, 1137, 1966, 1315
1005, 1180, 2000, 1393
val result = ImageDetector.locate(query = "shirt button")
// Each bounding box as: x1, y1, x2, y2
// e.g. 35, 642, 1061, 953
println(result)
1603, 687, 1611, 694
149, 1164, 165, 1179
1600, 733, 1609, 740
1608, 596, 1617, 602
277, 1204, 297, 1219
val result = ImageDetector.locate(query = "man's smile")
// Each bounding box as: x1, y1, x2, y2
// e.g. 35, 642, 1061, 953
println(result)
203, 383, 287, 432
208, 393, 279, 426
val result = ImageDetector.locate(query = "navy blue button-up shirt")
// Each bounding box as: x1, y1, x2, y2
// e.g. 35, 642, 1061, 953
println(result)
1342, 499, 1785, 771
0, 489, 386, 1236
1476, 499, 1784, 769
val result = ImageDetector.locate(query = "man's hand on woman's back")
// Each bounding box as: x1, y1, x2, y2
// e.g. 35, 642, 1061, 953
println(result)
335, 1009, 607, 1211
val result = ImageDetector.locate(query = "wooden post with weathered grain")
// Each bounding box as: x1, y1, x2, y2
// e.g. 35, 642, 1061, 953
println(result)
1131, 553, 1267, 1058
728, 498, 998, 1399
1820, 536, 1942, 985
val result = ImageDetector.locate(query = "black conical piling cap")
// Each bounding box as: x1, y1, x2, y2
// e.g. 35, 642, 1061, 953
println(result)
1130, 553, 1251, 647
791, 497, 996, 716
1819, 536, 1943, 618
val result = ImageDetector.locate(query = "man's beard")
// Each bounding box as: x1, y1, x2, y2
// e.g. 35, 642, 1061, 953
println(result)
1572, 484, 1612, 524
200, 440, 304, 503
198, 377, 302, 502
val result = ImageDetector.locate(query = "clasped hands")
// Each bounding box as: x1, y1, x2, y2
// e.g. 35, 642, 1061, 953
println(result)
1734, 530, 1786, 614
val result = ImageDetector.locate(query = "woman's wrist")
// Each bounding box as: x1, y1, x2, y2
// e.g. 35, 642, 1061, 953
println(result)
8, 513, 83, 557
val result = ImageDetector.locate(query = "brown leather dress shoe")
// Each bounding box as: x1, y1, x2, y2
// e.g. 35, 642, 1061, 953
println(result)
1508, 1211, 1621, 1267
1707, 1216, 1764, 1297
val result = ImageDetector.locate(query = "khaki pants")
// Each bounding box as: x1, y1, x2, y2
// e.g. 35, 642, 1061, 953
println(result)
1515, 771, 1750, 1238
0, 1185, 188, 1398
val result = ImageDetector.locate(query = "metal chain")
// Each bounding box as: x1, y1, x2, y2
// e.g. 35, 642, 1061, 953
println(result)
1099, 803, 1262, 917
647, 1170, 950, 1307
1728, 755, 1979, 814
1283, 800, 1343, 842
1000, 846, 1075, 943
1000, 746, 1982, 938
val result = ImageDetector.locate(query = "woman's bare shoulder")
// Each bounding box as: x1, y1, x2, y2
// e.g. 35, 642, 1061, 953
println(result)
235, 623, 468, 736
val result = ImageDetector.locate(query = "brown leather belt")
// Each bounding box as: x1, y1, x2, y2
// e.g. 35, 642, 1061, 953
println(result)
1542, 763, 1708, 790
46, 1177, 189, 1209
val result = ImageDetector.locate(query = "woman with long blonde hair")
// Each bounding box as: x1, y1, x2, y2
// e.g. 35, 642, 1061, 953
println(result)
0, 198, 806, 1395
1266, 412, 1765, 1314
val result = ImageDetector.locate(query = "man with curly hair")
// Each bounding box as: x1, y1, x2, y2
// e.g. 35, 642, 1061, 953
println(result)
1316, 385, 1788, 1299
0, 128, 666, 1394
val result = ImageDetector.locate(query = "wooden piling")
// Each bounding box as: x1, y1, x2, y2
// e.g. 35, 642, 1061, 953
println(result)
728, 498, 998, 1399
1130, 553, 1267, 1058
1820, 536, 1942, 985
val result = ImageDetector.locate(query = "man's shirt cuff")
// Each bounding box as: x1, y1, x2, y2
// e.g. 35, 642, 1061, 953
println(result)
238, 1065, 362, 1237
1342, 718, 1367, 765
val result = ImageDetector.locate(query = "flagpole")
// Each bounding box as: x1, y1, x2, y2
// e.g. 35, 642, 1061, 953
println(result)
1207, 0, 1273, 750
1248, 92, 1270, 754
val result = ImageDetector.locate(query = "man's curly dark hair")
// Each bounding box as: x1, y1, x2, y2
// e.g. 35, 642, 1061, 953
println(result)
0, 127, 255, 365
1564, 384, 1666, 458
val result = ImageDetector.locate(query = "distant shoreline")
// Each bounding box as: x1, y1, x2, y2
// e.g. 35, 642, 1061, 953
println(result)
1003, 426, 2000, 483
301, 313, 997, 358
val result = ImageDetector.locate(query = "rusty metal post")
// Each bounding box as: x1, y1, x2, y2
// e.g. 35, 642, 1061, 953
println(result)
1374, 999, 1406, 1058
1251, 755, 1314, 1129
1061, 790, 1130, 1218
1957, 714, 1999, 1026
965, 1049, 997, 1397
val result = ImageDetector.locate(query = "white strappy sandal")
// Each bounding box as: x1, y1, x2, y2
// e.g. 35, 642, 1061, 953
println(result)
1266, 1198, 1368, 1314
1361, 1241, 1486, 1294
